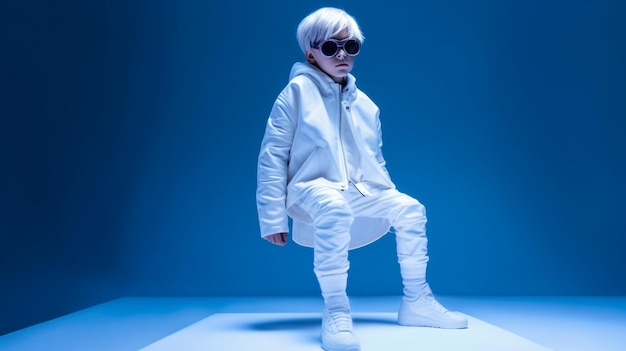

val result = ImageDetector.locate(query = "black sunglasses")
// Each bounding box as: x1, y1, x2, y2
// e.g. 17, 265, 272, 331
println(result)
313, 38, 361, 58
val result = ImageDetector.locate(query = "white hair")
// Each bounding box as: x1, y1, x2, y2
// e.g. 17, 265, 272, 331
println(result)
296, 7, 364, 53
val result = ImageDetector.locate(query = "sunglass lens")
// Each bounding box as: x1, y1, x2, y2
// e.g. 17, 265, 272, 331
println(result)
345, 40, 360, 55
320, 41, 338, 57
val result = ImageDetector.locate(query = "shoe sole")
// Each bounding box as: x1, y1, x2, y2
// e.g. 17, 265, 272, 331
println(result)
322, 346, 361, 351
398, 314, 468, 329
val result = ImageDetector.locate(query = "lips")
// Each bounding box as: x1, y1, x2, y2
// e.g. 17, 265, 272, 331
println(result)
336, 63, 349, 67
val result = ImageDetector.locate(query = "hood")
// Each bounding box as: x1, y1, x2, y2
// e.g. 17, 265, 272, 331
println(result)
289, 62, 357, 99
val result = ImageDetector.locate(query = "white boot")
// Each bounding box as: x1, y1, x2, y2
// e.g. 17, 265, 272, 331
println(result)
321, 296, 360, 351
398, 293, 468, 329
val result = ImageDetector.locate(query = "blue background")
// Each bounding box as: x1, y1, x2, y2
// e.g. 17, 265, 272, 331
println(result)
1, 0, 624, 335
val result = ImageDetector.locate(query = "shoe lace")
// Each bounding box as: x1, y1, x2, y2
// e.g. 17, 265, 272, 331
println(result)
326, 309, 353, 333
420, 294, 448, 313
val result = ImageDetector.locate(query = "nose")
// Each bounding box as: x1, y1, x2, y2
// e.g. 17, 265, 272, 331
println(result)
336, 48, 347, 60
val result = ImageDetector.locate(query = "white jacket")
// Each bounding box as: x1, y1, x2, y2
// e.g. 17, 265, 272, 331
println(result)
257, 62, 396, 249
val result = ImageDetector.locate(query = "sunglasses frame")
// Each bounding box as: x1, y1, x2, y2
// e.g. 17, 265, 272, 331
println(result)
313, 38, 361, 58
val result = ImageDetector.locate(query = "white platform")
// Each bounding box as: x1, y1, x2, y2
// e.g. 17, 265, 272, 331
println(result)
140, 312, 552, 351
0, 296, 625, 351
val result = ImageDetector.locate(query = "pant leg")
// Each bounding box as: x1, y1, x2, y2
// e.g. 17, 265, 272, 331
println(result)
349, 189, 432, 300
297, 185, 354, 304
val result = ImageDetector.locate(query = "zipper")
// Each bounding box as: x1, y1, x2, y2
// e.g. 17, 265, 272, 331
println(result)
338, 85, 350, 191
338, 85, 366, 197
351, 181, 366, 197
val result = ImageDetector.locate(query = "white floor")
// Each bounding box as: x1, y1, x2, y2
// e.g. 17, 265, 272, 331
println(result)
140, 312, 551, 351
0, 296, 624, 351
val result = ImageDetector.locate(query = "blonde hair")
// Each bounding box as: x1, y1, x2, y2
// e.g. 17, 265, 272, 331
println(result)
296, 7, 364, 53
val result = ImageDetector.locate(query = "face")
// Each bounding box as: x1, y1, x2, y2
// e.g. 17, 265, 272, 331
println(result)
306, 28, 357, 84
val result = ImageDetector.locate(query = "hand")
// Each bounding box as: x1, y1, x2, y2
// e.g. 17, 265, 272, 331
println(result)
265, 232, 288, 246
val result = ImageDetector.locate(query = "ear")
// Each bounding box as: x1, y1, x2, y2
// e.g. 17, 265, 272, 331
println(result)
305, 50, 316, 64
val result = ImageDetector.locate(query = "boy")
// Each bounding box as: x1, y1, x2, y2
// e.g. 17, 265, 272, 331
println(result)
256, 7, 467, 351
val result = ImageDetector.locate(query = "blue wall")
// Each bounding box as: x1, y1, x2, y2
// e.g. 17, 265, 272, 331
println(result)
1, 0, 624, 335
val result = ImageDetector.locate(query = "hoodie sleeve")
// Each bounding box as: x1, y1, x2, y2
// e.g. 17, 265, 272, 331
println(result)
256, 84, 298, 238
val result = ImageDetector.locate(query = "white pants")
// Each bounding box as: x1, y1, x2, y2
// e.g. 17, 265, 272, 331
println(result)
297, 185, 432, 304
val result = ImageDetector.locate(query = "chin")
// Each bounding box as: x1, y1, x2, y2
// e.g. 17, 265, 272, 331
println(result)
334, 69, 351, 77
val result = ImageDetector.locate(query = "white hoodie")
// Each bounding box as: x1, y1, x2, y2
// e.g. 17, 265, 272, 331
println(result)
257, 62, 396, 249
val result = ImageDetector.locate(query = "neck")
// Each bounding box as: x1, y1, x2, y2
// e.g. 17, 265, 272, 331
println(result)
334, 76, 347, 86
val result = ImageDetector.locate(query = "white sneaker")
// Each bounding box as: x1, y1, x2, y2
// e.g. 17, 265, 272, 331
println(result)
398, 294, 468, 329
321, 307, 361, 351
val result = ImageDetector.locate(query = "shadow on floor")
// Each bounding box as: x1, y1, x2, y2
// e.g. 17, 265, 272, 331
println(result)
247, 314, 399, 331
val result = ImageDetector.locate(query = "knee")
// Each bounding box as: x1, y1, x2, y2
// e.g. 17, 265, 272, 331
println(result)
394, 197, 427, 225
